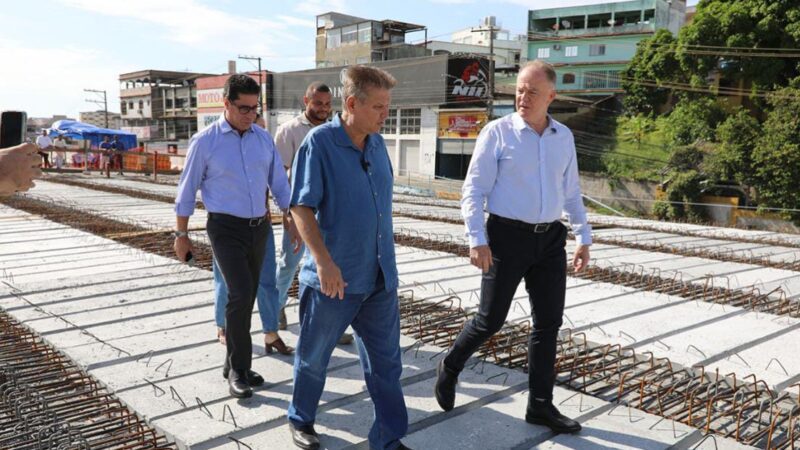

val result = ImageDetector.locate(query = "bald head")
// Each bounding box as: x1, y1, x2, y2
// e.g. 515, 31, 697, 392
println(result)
516, 60, 557, 130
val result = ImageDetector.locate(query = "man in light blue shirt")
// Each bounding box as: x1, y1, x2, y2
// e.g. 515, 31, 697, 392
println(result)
286, 66, 410, 450
434, 60, 591, 434
173, 74, 297, 399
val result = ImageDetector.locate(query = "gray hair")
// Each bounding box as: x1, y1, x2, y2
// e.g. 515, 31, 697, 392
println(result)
520, 60, 556, 86
342, 65, 397, 103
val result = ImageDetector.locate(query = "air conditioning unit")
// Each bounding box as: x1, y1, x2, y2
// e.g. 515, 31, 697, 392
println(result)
553, 44, 562, 51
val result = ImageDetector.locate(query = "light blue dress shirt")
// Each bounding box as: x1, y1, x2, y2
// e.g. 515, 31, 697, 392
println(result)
290, 113, 397, 295
175, 115, 291, 218
462, 112, 592, 247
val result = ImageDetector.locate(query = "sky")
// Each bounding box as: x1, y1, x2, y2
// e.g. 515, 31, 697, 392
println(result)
0, 0, 698, 119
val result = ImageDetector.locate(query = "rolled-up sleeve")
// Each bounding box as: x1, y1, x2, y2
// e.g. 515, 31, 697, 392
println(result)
290, 136, 323, 210
562, 133, 592, 246
175, 135, 205, 217
461, 127, 499, 248
267, 138, 291, 211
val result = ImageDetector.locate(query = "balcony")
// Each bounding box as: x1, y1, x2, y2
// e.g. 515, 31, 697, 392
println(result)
120, 86, 153, 98
531, 22, 655, 39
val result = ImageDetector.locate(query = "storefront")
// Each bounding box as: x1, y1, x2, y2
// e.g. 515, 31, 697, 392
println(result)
435, 110, 488, 179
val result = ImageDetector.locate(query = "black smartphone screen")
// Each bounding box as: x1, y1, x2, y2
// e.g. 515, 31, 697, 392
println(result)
0, 111, 27, 149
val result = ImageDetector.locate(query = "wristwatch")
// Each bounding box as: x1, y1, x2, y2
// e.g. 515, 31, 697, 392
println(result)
173, 230, 189, 238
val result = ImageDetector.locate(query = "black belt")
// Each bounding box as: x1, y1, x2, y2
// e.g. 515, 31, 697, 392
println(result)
489, 214, 557, 233
208, 212, 267, 227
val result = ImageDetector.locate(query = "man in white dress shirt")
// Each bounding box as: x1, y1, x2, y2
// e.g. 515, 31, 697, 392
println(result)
434, 60, 591, 434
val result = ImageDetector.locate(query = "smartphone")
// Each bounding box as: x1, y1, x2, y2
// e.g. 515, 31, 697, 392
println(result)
185, 251, 195, 267
0, 111, 27, 149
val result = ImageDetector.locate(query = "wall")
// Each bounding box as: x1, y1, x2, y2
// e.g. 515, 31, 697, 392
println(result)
579, 172, 658, 213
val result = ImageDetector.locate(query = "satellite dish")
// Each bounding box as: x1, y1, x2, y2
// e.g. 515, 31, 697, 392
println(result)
562, 20, 571, 29
608, 19, 615, 26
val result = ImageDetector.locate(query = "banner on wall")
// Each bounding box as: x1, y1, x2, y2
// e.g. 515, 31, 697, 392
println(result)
438, 111, 488, 139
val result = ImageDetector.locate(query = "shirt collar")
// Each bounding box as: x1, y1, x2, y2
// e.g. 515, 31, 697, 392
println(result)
331, 113, 372, 152
298, 113, 313, 127
512, 113, 558, 135
217, 114, 252, 135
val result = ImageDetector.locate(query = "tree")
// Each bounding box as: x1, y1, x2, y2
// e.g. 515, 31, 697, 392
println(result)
751, 86, 800, 222
663, 97, 727, 146
704, 108, 760, 185
619, 114, 655, 150
622, 29, 682, 115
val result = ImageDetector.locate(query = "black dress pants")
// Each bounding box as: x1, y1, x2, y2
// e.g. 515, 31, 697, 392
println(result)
444, 215, 568, 405
206, 213, 268, 372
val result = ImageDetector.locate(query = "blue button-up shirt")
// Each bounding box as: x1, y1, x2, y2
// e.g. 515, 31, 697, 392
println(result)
175, 116, 291, 218
462, 112, 592, 247
290, 113, 397, 295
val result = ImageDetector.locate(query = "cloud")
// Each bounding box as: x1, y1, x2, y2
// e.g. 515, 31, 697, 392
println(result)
58, 0, 308, 55
0, 38, 126, 118
292, 0, 349, 16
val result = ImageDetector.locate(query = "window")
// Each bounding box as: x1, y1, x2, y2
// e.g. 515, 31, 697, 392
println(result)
138, 100, 144, 110
381, 109, 398, 134
175, 98, 186, 109
643, 9, 655, 23
390, 34, 404, 44
342, 24, 358, 44
358, 22, 371, 43
562, 73, 576, 84
399, 108, 421, 135
128, 102, 134, 110
537, 47, 550, 58
565, 46, 578, 57
165, 98, 172, 108
326, 28, 341, 48
559, 15, 585, 30
589, 44, 606, 56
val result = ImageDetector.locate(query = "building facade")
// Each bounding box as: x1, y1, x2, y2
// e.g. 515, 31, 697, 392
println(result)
78, 110, 122, 129
118, 70, 214, 141
527, 0, 686, 97
194, 71, 269, 134
315, 12, 428, 68
268, 55, 490, 180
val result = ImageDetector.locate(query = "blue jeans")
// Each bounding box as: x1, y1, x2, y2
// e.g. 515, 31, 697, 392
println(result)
275, 228, 305, 309
288, 273, 408, 450
213, 224, 281, 333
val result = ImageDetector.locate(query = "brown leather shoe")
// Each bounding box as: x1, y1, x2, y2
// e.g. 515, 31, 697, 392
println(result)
265, 335, 294, 355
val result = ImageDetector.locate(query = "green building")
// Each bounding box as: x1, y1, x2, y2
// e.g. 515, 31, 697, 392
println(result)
527, 0, 686, 98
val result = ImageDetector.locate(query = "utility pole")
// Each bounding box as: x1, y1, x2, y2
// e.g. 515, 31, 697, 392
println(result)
238, 55, 263, 114
471, 19, 498, 119
84, 89, 108, 128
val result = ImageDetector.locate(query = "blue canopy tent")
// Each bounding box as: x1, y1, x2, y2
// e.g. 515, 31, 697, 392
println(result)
48, 120, 137, 150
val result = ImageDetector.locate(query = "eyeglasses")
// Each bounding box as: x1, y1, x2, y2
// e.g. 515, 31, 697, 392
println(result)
232, 102, 260, 115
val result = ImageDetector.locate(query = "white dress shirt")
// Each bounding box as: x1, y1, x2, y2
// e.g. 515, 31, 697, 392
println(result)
461, 112, 592, 247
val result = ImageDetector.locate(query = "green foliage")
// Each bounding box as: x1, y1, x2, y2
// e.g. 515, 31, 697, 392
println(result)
651, 200, 671, 220
668, 144, 706, 172
622, 29, 682, 115
751, 86, 800, 222
620, 114, 655, 150
663, 98, 727, 146
666, 170, 707, 221
704, 108, 760, 184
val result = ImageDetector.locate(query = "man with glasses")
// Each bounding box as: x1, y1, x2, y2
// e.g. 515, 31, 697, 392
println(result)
174, 74, 296, 399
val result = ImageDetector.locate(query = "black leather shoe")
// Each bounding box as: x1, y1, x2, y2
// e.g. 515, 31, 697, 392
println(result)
434, 359, 458, 412
223, 367, 265, 387
525, 402, 581, 433
290, 423, 320, 450
227, 370, 253, 399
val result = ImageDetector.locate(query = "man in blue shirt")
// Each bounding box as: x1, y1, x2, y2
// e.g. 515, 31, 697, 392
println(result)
110, 135, 126, 175
99, 136, 112, 175
174, 74, 296, 399
287, 66, 411, 450
434, 60, 592, 434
